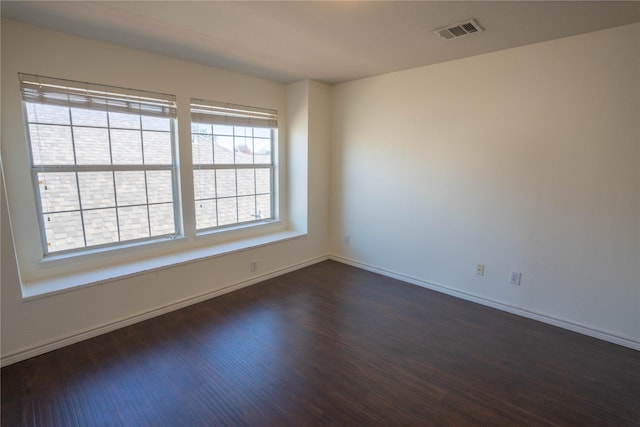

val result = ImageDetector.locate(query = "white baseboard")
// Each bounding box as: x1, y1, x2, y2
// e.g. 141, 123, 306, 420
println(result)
329, 254, 640, 351
1, 255, 329, 367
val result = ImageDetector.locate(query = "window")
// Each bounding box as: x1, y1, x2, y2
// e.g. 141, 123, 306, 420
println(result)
20, 74, 180, 255
191, 99, 277, 231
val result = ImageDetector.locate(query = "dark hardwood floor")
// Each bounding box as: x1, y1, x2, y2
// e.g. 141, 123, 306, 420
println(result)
2, 260, 639, 426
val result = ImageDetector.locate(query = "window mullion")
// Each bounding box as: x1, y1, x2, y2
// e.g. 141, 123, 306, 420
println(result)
270, 129, 275, 219
251, 127, 256, 219
253, 165, 258, 219
214, 168, 220, 227
139, 115, 152, 238
211, 126, 219, 228
104, 109, 122, 244
170, 119, 180, 238
234, 167, 239, 224
32, 164, 173, 173
67, 106, 89, 249
74, 171, 88, 248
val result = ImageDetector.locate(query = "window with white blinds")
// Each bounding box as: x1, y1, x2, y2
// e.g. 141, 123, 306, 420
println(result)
190, 98, 277, 231
20, 73, 180, 255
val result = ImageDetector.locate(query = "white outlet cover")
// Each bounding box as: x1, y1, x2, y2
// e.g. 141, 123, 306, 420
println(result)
510, 272, 522, 286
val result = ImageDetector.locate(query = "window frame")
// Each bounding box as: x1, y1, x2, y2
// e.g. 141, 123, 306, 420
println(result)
190, 98, 278, 233
19, 73, 182, 257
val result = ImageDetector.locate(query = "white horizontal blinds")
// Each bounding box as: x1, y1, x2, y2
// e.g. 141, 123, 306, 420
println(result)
20, 73, 180, 255
19, 73, 177, 119
191, 98, 277, 128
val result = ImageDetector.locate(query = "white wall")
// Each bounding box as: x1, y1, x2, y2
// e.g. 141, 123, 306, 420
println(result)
288, 80, 332, 240
1, 20, 331, 363
331, 23, 640, 347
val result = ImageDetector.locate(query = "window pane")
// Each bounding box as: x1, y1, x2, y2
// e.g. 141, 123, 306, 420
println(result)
143, 131, 172, 164
109, 111, 140, 129
26, 103, 70, 125
74, 127, 111, 165
29, 124, 74, 165
214, 136, 234, 164
115, 171, 146, 206
237, 169, 255, 196
256, 194, 271, 219
255, 169, 271, 194
71, 108, 108, 127
217, 198, 237, 226
84, 208, 118, 246
149, 203, 175, 236
146, 171, 173, 204
189, 100, 276, 232
37, 172, 79, 213
235, 136, 253, 164
254, 137, 271, 164
118, 205, 149, 240
44, 211, 84, 252
191, 122, 211, 134
111, 129, 143, 165
195, 199, 217, 230
237, 196, 256, 223
22, 76, 179, 255
193, 170, 216, 200
78, 172, 115, 209
234, 127, 251, 137
192, 134, 213, 165
142, 116, 170, 132
254, 128, 270, 138
216, 170, 236, 198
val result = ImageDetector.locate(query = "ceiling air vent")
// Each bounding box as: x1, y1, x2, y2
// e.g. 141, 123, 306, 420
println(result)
434, 19, 483, 40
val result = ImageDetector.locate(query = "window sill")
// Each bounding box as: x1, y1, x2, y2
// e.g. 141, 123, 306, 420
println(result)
20, 229, 306, 301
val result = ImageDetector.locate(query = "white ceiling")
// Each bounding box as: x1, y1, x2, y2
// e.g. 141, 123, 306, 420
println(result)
2, 1, 639, 85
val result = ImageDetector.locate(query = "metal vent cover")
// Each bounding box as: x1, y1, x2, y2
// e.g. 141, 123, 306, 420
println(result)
434, 19, 483, 40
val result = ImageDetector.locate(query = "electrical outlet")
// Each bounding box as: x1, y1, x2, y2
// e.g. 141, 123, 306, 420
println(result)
344, 235, 351, 245
476, 264, 484, 276
510, 272, 522, 286
250, 260, 257, 273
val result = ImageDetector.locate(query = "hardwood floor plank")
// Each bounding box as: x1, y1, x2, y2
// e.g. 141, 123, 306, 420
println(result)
2, 260, 639, 426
